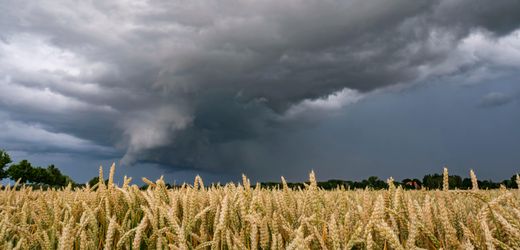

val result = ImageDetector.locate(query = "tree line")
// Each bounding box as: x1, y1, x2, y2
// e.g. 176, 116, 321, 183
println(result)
0, 150, 74, 187
260, 173, 519, 190
1, 149, 519, 190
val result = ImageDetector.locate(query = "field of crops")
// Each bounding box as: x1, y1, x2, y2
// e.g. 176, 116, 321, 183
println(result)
0, 166, 519, 249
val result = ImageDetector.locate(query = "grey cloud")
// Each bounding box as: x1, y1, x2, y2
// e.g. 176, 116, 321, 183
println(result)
479, 92, 517, 108
0, 113, 116, 157
1, 0, 520, 177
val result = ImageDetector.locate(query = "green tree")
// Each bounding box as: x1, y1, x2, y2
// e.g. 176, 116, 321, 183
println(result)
5, 160, 74, 187
87, 176, 108, 188
46, 165, 75, 186
6, 160, 34, 183
0, 150, 12, 179
462, 178, 472, 189
46, 164, 68, 186
423, 174, 443, 189
31, 167, 50, 184
449, 175, 463, 189
365, 176, 387, 189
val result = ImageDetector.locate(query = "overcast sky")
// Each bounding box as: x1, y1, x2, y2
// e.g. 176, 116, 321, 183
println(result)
1, 0, 520, 184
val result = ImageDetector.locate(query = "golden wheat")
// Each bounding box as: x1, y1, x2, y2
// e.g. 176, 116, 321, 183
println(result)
0, 166, 519, 249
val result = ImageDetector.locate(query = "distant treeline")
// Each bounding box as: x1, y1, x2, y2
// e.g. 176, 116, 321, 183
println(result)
101, 172, 519, 191
1, 149, 518, 190
259, 173, 519, 190
1, 150, 74, 188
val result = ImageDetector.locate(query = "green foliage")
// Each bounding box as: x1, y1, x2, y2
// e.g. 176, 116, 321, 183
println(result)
4, 157, 74, 187
45, 164, 71, 186
259, 173, 514, 190
501, 175, 520, 188
0, 149, 12, 179
423, 174, 462, 190
366, 176, 388, 189
6, 160, 33, 183
87, 176, 108, 188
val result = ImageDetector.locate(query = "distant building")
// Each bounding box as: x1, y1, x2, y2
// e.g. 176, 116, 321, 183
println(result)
405, 180, 421, 189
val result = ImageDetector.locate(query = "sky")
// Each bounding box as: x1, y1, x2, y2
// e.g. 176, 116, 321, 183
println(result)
1, 0, 520, 184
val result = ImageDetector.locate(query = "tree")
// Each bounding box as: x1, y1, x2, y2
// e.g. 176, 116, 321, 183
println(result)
32, 167, 50, 184
46, 164, 69, 186
5, 159, 74, 187
423, 174, 443, 189
423, 173, 463, 190
462, 178, 472, 189
502, 175, 520, 189
6, 160, 34, 183
0, 150, 12, 179
88, 176, 108, 188
449, 175, 463, 189
365, 176, 387, 189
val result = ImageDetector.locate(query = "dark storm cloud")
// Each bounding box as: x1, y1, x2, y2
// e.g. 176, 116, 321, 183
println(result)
1, 0, 520, 176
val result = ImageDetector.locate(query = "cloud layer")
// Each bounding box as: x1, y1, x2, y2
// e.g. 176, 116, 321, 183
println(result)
1, 0, 520, 177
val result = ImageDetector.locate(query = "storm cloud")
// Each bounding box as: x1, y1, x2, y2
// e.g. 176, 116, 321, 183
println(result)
1, 0, 520, 179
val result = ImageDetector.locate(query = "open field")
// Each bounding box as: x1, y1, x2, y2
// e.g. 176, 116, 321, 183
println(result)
0, 166, 519, 249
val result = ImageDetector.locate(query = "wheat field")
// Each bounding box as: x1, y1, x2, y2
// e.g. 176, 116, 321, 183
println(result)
0, 166, 519, 249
